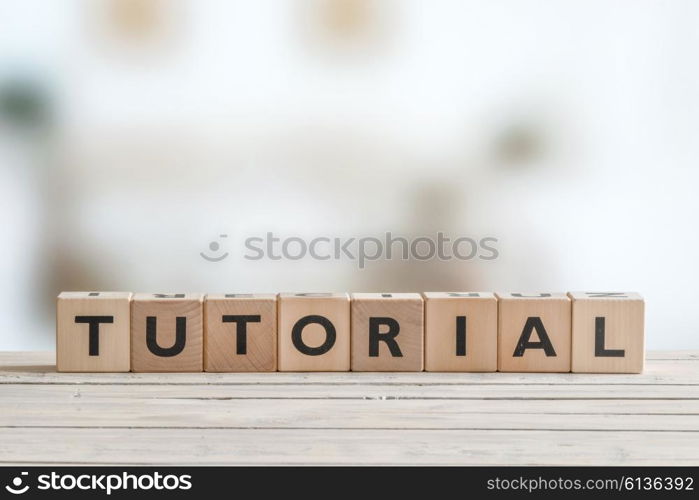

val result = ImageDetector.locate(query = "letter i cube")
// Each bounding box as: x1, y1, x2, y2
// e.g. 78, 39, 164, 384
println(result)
424, 292, 497, 372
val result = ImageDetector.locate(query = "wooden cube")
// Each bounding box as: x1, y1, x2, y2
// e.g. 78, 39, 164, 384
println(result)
424, 292, 497, 372
131, 293, 203, 372
569, 292, 645, 373
56, 292, 132, 372
351, 293, 424, 372
278, 293, 350, 371
496, 292, 571, 372
204, 293, 277, 372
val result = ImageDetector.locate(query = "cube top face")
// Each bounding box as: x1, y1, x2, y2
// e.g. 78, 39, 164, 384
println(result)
277, 293, 350, 371
497, 294, 571, 373
58, 291, 132, 300
567, 291, 643, 301
496, 292, 568, 301
206, 293, 277, 300
204, 295, 277, 372
351, 292, 422, 300
423, 292, 495, 300
131, 293, 203, 372
570, 292, 645, 373
56, 293, 132, 372
132, 293, 204, 302
351, 294, 424, 372
279, 292, 349, 300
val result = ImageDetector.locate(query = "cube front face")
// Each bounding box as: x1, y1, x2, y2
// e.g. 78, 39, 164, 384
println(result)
278, 293, 350, 371
569, 292, 645, 373
496, 293, 571, 373
424, 292, 497, 372
56, 292, 132, 372
204, 293, 277, 372
351, 293, 424, 372
131, 293, 204, 372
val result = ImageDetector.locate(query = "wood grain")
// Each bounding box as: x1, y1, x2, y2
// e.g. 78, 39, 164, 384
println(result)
131, 293, 203, 372
56, 292, 132, 372
204, 293, 277, 372
496, 292, 571, 372
278, 293, 350, 371
569, 292, 645, 373
351, 293, 424, 371
0, 351, 697, 465
424, 292, 497, 372
0, 429, 696, 466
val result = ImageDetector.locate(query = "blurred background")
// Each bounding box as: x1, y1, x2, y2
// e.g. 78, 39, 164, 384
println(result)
1, 0, 697, 350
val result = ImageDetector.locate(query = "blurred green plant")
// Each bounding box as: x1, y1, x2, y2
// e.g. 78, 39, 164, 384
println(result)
0, 79, 50, 130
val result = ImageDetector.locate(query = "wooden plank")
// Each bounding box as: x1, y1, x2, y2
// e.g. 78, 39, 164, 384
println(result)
1, 356, 697, 386
0, 372, 699, 387
646, 351, 699, 360
1, 351, 698, 466
0, 428, 696, 465
1, 382, 698, 399
3, 388, 698, 413
1, 372, 697, 388
0, 398, 697, 431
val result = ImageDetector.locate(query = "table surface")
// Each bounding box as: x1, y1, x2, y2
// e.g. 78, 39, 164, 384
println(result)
0, 351, 697, 465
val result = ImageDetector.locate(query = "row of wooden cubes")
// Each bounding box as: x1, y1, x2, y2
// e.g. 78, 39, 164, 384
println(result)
56, 291, 644, 373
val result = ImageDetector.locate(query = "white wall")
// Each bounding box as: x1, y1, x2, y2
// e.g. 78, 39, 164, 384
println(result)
0, 1, 697, 349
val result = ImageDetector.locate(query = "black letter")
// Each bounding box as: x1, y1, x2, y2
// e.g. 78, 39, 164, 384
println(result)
146, 316, 186, 357
513, 317, 557, 357
586, 292, 628, 298
456, 316, 466, 356
74, 316, 114, 356
292, 315, 336, 355
594, 317, 625, 357
369, 317, 402, 357
222, 315, 261, 355
511, 293, 551, 298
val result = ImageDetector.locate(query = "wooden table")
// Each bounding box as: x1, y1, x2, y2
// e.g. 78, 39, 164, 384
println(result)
0, 351, 697, 465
